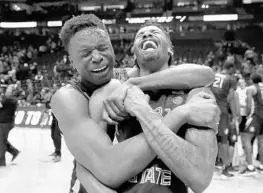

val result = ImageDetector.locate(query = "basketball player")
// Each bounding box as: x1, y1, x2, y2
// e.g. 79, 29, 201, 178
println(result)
81, 22, 219, 193
242, 73, 263, 174
211, 61, 238, 178
51, 14, 219, 193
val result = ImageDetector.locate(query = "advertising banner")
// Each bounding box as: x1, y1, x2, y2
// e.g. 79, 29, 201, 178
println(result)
15, 106, 53, 128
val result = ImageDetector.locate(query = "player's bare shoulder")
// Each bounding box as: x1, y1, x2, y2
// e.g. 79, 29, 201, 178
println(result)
51, 84, 90, 129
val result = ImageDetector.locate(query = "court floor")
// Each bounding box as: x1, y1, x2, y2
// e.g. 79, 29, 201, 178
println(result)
0, 128, 263, 193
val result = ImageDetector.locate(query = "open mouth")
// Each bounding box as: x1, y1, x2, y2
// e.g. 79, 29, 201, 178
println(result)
141, 40, 158, 51
91, 65, 108, 73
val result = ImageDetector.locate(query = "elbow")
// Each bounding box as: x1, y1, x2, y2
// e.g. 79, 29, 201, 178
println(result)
201, 66, 215, 87
97, 168, 122, 188
189, 174, 213, 193
187, 161, 214, 193
92, 160, 124, 188
189, 66, 215, 88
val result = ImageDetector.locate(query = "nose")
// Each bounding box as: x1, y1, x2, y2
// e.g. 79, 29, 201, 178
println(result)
142, 31, 153, 39
91, 49, 103, 64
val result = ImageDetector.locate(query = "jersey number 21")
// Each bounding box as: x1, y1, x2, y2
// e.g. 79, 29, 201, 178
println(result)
213, 76, 224, 88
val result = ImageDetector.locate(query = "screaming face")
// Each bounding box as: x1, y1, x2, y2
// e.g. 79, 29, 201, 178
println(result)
133, 25, 171, 72
68, 28, 115, 86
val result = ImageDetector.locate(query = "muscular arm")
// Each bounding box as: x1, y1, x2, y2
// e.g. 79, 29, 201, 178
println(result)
76, 163, 117, 193
126, 64, 215, 90
51, 86, 187, 188
130, 88, 218, 193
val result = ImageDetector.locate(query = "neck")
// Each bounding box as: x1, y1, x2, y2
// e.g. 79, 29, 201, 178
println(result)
80, 78, 101, 95
139, 62, 169, 76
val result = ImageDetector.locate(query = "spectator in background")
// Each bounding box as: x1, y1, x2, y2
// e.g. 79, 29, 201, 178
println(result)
26, 79, 34, 103
35, 71, 44, 82
41, 86, 62, 162
0, 85, 20, 167
30, 62, 38, 77
13, 81, 26, 105
16, 63, 30, 81
8, 65, 17, 79
0, 61, 3, 74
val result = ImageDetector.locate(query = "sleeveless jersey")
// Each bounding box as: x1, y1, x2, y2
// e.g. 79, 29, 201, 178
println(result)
211, 73, 236, 112
252, 83, 263, 121
116, 90, 189, 193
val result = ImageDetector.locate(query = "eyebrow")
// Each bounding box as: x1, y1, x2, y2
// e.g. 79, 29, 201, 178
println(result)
136, 29, 162, 36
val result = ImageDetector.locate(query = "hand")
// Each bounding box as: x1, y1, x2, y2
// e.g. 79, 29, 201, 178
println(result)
103, 82, 132, 123
185, 91, 220, 131
124, 86, 150, 117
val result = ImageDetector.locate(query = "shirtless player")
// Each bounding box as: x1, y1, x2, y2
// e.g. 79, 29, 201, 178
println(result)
51, 14, 219, 193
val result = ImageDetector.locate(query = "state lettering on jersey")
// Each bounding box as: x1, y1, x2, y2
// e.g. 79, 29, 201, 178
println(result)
128, 166, 172, 186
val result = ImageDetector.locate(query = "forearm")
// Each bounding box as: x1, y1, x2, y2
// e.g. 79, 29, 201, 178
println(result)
64, 129, 154, 188
76, 163, 117, 193
69, 109, 187, 188
133, 106, 215, 193
127, 64, 215, 90
102, 106, 187, 187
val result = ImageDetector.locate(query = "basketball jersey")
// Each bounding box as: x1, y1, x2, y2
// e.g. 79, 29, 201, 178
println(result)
252, 83, 263, 121
211, 73, 237, 112
116, 90, 189, 193
236, 87, 247, 116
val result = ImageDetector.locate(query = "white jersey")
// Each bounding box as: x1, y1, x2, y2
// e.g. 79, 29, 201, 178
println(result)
236, 86, 248, 116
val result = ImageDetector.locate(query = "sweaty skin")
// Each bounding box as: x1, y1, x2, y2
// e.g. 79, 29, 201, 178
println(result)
52, 17, 217, 193
77, 81, 218, 193
83, 25, 219, 193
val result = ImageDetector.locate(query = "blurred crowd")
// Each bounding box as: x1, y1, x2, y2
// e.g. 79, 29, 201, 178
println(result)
0, 28, 263, 107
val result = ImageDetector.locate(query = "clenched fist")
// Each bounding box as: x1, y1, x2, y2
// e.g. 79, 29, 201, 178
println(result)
124, 86, 150, 117
184, 88, 220, 132
103, 82, 132, 123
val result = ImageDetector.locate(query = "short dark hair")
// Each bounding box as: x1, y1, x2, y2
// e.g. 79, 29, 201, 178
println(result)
59, 14, 108, 50
223, 61, 235, 70
135, 20, 174, 65
251, 73, 262, 84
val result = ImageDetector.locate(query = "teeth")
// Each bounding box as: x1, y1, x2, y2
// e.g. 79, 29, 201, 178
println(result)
146, 48, 154, 51
142, 41, 157, 50
92, 66, 107, 72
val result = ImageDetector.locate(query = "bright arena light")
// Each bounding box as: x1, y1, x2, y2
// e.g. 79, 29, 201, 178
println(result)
203, 14, 238, 22
47, 21, 62, 27
126, 16, 173, 24
0, 22, 37, 28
